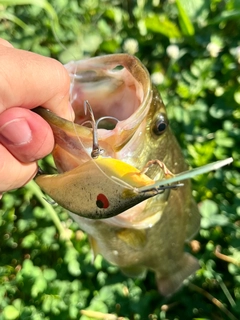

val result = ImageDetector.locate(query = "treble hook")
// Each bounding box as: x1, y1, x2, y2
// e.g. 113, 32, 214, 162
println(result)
83, 100, 119, 159
83, 100, 102, 158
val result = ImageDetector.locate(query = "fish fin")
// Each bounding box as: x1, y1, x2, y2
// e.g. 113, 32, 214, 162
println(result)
156, 252, 199, 296
185, 198, 201, 241
116, 229, 147, 250
88, 235, 100, 262
120, 265, 147, 278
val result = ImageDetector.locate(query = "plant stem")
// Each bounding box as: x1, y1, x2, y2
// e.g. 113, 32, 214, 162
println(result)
188, 283, 237, 320
26, 180, 71, 241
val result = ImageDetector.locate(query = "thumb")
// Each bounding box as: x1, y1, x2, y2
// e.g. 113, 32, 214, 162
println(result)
0, 107, 55, 193
0, 107, 54, 163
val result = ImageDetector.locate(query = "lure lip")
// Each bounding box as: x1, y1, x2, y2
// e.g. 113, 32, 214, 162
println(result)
137, 157, 233, 193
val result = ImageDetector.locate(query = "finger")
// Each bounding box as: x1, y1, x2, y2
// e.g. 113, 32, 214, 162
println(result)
0, 43, 74, 121
0, 107, 55, 163
0, 144, 38, 193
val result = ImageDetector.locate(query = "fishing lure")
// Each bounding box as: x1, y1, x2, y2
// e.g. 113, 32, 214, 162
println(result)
35, 104, 233, 219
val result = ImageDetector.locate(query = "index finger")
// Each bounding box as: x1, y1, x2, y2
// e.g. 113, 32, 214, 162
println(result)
0, 40, 74, 121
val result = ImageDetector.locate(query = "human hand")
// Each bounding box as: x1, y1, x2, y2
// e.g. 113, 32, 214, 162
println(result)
0, 39, 74, 195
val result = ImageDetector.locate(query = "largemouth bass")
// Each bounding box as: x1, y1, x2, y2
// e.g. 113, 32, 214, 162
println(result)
35, 54, 231, 296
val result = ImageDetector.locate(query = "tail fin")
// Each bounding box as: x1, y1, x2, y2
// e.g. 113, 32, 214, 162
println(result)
156, 253, 199, 296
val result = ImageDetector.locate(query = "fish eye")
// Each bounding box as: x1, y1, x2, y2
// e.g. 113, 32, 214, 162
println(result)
153, 114, 169, 135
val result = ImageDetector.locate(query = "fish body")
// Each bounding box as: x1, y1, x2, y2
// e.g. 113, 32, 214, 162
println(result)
35, 54, 201, 296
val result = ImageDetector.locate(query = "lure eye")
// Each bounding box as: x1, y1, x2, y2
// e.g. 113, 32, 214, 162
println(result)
96, 193, 110, 209
153, 114, 168, 135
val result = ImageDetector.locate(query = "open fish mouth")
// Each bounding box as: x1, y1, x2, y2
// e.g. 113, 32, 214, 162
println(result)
66, 54, 151, 128
39, 54, 152, 173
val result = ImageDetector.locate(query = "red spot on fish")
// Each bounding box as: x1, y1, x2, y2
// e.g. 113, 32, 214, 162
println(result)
96, 194, 109, 209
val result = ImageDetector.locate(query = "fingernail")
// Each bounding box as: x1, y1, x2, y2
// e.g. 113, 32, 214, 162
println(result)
0, 118, 32, 146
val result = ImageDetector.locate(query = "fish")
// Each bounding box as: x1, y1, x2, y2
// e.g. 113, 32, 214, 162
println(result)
34, 54, 233, 296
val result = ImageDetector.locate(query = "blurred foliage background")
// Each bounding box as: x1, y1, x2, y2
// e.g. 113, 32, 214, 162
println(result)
0, 0, 240, 319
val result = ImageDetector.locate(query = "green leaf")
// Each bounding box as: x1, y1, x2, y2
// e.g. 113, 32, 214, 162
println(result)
43, 268, 57, 281
200, 200, 229, 228
0, 0, 58, 23
176, 0, 210, 21
215, 130, 234, 148
21, 233, 38, 248
3, 306, 20, 320
0, 11, 33, 31
234, 91, 240, 104
209, 9, 240, 24
176, 0, 195, 36
145, 14, 182, 38
31, 276, 47, 297
68, 260, 81, 276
